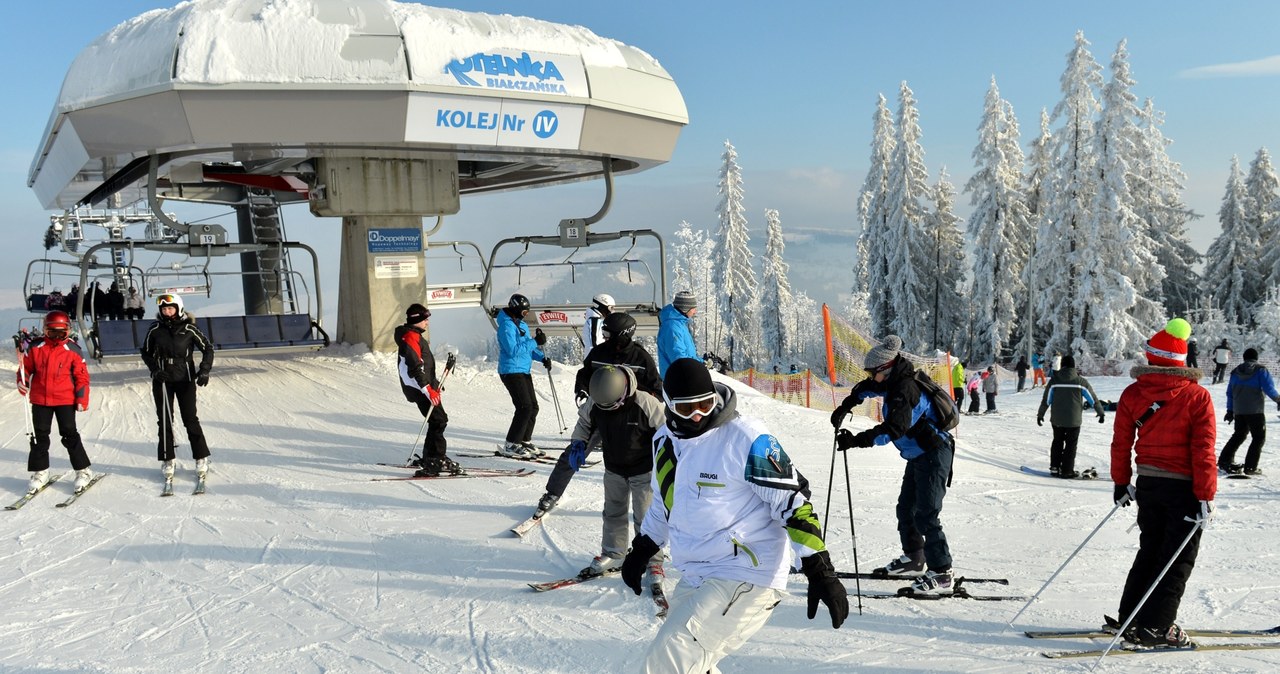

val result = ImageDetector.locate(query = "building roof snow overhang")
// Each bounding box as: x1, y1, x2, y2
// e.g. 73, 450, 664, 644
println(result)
28, 0, 688, 211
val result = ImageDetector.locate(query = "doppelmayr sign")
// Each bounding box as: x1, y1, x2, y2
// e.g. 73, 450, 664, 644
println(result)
367, 229, 422, 254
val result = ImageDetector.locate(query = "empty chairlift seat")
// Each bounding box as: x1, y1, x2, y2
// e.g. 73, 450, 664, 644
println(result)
94, 320, 142, 357
244, 315, 286, 347
208, 316, 251, 349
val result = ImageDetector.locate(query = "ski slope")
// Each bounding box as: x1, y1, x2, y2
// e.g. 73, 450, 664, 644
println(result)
0, 345, 1276, 672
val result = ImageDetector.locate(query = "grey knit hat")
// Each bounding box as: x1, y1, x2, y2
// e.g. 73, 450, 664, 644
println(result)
673, 290, 697, 314
863, 335, 903, 372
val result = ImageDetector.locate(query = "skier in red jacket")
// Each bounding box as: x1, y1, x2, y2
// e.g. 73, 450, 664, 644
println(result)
1109, 317, 1216, 648
16, 311, 95, 493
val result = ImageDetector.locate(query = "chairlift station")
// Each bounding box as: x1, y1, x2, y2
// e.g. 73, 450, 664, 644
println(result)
27, 0, 687, 354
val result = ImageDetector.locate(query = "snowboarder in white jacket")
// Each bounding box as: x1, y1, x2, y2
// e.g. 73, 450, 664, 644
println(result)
620, 358, 847, 672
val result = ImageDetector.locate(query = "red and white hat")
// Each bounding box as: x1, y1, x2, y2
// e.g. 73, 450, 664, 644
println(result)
1145, 318, 1192, 367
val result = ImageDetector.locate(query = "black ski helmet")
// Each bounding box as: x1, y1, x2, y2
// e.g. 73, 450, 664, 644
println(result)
589, 364, 635, 410
508, 294, 531, 312
602, 312, 636, 343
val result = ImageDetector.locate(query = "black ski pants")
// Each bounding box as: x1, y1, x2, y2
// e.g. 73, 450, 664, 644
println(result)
985, 392, 997, 412
500, 373, 539, 444
952, 387, 963, 405
28, 404, 91, 472
153, 379, 210, 461
967, 390, 980, 414
1212, 363, 1227, 384
1118, 475, 1202, 631
410, 393, 449, 459
1218, 413, 1265, 472
1049, 425, 1082, 474
896, 439, 953, 572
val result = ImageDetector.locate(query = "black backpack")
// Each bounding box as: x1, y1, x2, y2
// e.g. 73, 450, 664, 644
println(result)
914, 370, 960, 432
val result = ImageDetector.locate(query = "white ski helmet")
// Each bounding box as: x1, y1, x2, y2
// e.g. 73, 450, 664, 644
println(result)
592, 293, 616, 310
156, 292, 184, 315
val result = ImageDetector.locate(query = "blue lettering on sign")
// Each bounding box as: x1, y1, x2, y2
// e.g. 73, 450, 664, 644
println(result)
444, 51, 567, 88
502, 114, 524, 132
435, 109, 499, 130
367, 228, 422, 254
532, 110, 558, 139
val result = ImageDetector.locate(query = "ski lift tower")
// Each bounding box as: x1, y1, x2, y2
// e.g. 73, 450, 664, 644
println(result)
26, 0, 687, 352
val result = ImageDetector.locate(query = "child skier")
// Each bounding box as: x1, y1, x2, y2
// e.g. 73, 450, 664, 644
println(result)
17, 311, 95, 493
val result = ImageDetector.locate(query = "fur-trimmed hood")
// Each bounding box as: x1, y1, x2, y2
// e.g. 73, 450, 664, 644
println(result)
1130, 364, 1202, 381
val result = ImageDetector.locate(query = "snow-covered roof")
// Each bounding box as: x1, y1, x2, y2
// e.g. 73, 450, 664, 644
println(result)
30, 0, 687, 210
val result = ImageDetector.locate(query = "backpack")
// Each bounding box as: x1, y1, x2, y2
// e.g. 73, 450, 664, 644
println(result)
914, 370, 959, 432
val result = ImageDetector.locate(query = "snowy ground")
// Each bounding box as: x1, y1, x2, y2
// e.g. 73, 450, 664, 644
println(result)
0, 345, 1276, 673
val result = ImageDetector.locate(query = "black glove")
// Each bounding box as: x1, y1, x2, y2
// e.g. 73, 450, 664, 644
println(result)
1224, 410, 1234, 423
836, 429, 873, 451
620, 534, 661, 596
1036, 416, 1044, 427
829, 404, 852, 428
801, 550, 848, 629
1114, 483, 1135, 507
151, 369, 168, 383
534, 328, 547, 346
574, 390, 588, 406
542, 357, 553, 371
196, 371, 210, 387
1097, 413, 1105, 424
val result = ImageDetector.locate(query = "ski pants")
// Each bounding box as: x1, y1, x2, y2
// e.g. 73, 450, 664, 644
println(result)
601, 470, 660, 561
28, 404, 91, 472
410, 393, 448, 459
642, 577, 783, 674
1049, 425, 1082, 474
1212, 363, 1227, 384
1033, 368, 1046, 387
1219, 413, 1265, 472
896, 439, 954, 572
1017, 374, 1026, 392
1118, 475, 1202, 630
500, 373, 539, 444
952, 387, 963, 405
153, 379, 210, 461
967, 390, 980, 414
985, 392, 997, 412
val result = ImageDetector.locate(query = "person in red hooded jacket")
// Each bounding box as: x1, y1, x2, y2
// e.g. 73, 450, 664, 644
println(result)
16, 311, 95, 493
1109, 318, 1216, 648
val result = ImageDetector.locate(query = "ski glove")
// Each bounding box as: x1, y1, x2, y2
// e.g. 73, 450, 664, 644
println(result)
76, 403, 87, 412
1097, 412, 1106, 424
1197, 500, 1214, 527
1036, 416, 1044, 427
17, 380, 28, 396
621, 534, 661, 595
801, 550, 848, 629
574, 390, 588, 406
1224, 410, 1234, 423
835, 428, 874, 451
830, 403, 853, 428
425, 385, 441, 406
1113, 483, 1136, 507
542, 358, 553, 371
196, 372, 210, 387
566, 440, 588, 471
534, 328, 547, 346
151, 369, 168, 383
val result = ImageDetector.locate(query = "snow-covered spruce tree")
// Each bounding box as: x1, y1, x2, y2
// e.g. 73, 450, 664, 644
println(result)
883, 81, 931, 349
1082, 39, 1165, 359
712, 140, 758, 368
964, 78, 1031, 363
759, 209, 794, 367
1245, 148, 1279, 296
1034, 31, 1103, 359
670, 220, 716, 346
927, 167, 967, 354
1017, 108, 1054, 360
1135, 98, 1201, 318
1250, 285, 1280, 356
1187, 293, 1241, 351
856, 94, 897, 337
1204, 156, 1262, 327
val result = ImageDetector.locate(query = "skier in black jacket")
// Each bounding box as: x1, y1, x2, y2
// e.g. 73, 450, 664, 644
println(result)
140, 293, 214, 481
394, 303, 462, 477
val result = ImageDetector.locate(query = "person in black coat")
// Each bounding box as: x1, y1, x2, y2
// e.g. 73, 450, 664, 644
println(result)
1015, 356, 1030, 393
573, 312, 661, 402
140, 293, 214, 480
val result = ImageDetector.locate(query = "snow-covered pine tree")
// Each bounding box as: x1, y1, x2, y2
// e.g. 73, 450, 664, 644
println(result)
884, 81, 931, 349
1245, 148, 1279, 297
712, 140, 758, 368
759, 209, 794, 367
1082, 39, 1165, 358
670, 221, 716, 346
964, 78, 1031, 363
1134, 98, 1201, 318
926, 168, 967, 353
1017, 108, 1054, 360
789, 291, 824, 371
1204, 156, 1262, 327
856, 94, 897, 337
1250, 285, 1280, 356
1034, 31, 1103, 359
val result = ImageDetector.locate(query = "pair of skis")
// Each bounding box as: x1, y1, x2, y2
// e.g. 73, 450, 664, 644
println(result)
6, 473, 108, 510
161, 474, 206, 496
528, 566, 668, 618
371, 464, 535, 481
834, 570, 1023, 601
1019, 465, 1099, 480
1027, 625, 1280, 658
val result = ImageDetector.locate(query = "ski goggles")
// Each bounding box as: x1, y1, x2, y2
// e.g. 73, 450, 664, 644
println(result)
663, 391, 718, 420
155, 294, 179, 306
864, 359, 895, 376
44, 328, 68, 340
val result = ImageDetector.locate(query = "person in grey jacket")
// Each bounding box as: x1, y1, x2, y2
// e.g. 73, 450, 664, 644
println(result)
1217, 348, 1280, 475
982, 365, 999, 413
1036, 355, 1105, 478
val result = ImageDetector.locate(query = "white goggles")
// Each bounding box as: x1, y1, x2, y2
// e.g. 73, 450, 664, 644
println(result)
663, 391, 718, 420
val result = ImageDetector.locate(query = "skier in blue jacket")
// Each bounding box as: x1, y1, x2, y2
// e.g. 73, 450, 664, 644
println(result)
1218, 347, 1280, 475
656, 290, 698, 377
496, 293, 548, 459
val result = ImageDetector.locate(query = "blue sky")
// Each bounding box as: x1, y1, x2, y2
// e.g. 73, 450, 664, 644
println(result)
2, 0, 1278, 320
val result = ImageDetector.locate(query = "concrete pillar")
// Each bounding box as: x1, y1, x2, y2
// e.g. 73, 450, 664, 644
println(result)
337, 215, 426, 352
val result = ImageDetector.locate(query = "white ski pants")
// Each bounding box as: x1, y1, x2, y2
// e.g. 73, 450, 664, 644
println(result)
641, 577, 783, 674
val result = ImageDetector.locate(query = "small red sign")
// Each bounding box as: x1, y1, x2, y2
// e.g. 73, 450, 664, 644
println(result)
538, 311, 569, 324
430, 288, 455, 300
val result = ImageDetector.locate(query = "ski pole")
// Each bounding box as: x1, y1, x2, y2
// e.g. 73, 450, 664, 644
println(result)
545, 365, 567, 433
1092, 515, 1206, 670
1008, 498, 1126, 628
841, 441, 863, 616
403, 355, 455, 466
19, 362, 33, 442
160, 379, 171, 467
